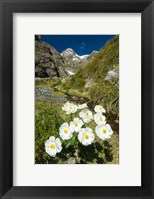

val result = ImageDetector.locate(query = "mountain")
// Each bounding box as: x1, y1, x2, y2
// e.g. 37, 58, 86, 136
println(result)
35, 36, 68, 78
60, 36, 119, 116
61, 48, 98, 74
35, 34, 99, 78
61, 48, 92, 61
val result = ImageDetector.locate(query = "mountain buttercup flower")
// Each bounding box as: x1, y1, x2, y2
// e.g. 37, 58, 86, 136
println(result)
79, 109, 93, 123
94, 113, 106, 125
45, 136, 62, 157
59, 122, 74, 140
70, 117, 83, 132
62, 101, 70, 111
95, 124, 113, 140
94, 105, 106, 114
62, 102, 77, 115
78, 103, 88, 110
78, 127, 95, 146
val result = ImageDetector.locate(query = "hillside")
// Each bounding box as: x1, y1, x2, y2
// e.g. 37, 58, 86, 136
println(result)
35, 36, 119, 164
60, 36, 119, 119
76, 36, 119, 82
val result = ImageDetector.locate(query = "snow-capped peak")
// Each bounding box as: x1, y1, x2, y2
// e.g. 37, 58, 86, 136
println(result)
61, 48, 75, 55
61, 48, 99, 71
61, 48, 90, 60
61, 48, 98, 74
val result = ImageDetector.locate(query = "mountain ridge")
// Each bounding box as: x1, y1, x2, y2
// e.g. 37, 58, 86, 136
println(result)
61, 48, 98, 60
35, 36, 98, 78
61, 48, 98, 74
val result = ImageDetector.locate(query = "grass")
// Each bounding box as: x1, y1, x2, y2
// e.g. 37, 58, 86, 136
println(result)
68, 89, 90, 100
35, 36, 119, 164
35, 78, 61, 89
60, 36, 119, 118
35, 100, 119, 164
71, 36, 119, 84
51, 91, 66, 97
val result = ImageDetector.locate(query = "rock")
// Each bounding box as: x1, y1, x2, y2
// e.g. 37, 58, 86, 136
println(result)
35, 88, 67, 103
46, 68, 58, 78
58, 65, 69, 77
61, 48, 98, 74
35, 35, 41, 42
35, 35, 67, 78
105, 70, 119, 82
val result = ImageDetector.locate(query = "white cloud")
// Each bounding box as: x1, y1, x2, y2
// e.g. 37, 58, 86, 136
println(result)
80, 42, 85, 49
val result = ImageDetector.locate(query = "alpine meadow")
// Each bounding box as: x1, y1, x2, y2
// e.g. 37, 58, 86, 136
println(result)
35, 35, 119, 164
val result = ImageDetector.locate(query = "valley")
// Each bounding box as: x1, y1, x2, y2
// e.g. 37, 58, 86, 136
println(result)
35, 35, 119, 164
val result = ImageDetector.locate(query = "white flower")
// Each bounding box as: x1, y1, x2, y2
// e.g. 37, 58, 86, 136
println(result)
70, 117, 83, 132
95, 124, 113, 140
62, 102, 77, 115
59, 122, 74, 140
78, 103, 88, 109
62, 101, 70, 111
78, 128, 95, 146
79, 109, 93, 123
94, 113, 106, 125
94, 105, 106, 113
45, 136, 62, 157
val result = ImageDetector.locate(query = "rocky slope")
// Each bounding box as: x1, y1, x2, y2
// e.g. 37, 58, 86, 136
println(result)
35, 35, 98, 78
35, 36, 68, 78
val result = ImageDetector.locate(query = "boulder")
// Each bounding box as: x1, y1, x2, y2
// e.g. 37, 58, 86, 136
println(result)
35, 36, 67, 78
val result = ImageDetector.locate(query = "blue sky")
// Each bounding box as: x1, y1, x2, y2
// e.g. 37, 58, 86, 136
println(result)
40, 35, 115, 55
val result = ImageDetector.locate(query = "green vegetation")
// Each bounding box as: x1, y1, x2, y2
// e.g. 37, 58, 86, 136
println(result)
60, 36, 119, 116
35, 36, 119, 164
35, 100, 119, 164
51, 91, 66, 97
35, 78, 61, 89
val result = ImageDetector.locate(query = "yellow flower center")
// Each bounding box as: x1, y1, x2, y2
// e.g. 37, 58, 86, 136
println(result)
102, 128, 107, 134
50, 143, 55, 149
84, 133, 89, 139
86, 112, 89, 116
99, 107, 102, 111
74, 122, 78, 127
64, 128, 68, 134
99, 117, 103, 121
69, 106, 73, 110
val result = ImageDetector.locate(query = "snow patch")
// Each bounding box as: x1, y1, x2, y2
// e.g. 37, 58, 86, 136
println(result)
72, 57, 79, 61
79, 54, 89, 59
67, 70, 75, 75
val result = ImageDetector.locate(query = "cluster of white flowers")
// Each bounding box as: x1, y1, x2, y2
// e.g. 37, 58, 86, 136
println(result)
59, 117, 95, 146
45, 102, 113, 157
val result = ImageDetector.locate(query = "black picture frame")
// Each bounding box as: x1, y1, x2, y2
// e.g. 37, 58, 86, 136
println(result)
0, 0, 154, 198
